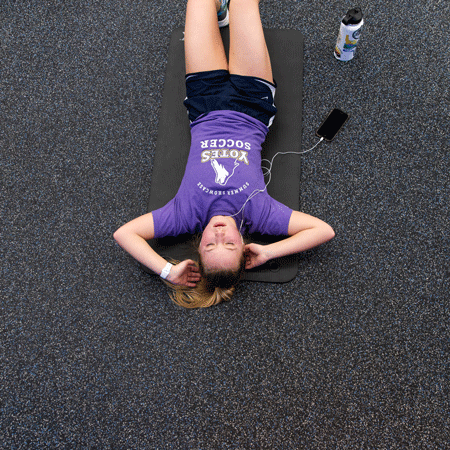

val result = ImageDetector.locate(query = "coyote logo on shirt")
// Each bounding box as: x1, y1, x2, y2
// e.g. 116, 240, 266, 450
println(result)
200, 139, 251, 186
211, 159, 240, 186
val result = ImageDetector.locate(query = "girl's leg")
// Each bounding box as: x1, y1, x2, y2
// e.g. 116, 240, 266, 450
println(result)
185, 0, 228, 74
228, 0, 274, 83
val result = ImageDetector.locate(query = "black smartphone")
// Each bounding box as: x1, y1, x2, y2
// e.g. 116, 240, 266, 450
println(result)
316, 108, 349, 142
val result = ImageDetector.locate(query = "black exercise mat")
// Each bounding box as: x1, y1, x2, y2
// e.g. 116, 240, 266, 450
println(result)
146, 27, 304, 282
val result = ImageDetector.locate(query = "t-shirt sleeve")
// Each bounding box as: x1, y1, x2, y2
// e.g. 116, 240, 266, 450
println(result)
151, 198, 180, 238
248, 195, 293, 236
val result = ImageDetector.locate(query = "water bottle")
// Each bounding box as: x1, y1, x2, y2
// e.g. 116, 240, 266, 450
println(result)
334, 7, 364, 61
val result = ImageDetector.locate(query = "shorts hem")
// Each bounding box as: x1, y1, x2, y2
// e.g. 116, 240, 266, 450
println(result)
185, 70, 276, 89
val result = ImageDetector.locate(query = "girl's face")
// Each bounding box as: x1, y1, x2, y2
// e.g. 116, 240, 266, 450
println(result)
199, 216, 245, 272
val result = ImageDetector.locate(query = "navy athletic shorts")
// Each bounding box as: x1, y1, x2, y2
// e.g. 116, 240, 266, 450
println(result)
184, 70, 277, 127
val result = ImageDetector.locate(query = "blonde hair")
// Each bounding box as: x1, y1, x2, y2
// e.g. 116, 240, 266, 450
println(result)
162, 245, 246, 308
164, 276, 237, 309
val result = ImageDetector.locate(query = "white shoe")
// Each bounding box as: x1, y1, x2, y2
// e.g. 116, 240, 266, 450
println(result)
217, 0, 229, 28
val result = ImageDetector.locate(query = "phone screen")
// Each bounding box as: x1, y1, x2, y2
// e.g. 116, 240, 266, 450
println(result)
316, 108, 349, 141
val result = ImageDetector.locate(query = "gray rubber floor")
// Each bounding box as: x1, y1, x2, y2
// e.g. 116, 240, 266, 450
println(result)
2, 0, 449, 448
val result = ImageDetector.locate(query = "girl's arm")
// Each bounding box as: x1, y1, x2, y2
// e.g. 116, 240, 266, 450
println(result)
113, 213, 201, 287
244, 211, 335, 270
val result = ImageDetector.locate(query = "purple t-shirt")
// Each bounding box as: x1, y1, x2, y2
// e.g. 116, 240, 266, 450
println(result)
152, 110, 293, 238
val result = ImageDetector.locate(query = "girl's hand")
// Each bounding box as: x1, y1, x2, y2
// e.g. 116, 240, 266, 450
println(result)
244, 243, 271, 270
166, 260, 201, 287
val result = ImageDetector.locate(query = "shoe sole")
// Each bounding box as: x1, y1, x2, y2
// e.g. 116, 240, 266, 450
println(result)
218, 9, 229, 28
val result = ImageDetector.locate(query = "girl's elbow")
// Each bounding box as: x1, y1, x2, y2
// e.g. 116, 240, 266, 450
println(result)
113, 226, 126, 245
325, 224, 335, 242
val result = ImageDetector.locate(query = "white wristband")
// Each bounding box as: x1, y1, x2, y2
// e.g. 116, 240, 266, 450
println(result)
160, 262, 173, 280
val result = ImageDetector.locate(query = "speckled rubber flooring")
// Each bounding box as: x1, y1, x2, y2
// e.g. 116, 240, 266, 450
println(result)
2, 0, 449, 448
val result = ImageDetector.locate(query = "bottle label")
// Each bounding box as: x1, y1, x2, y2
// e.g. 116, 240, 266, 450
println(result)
353, 29, 362, 40
335, 22, 363, 60
343, 33, 358, 52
